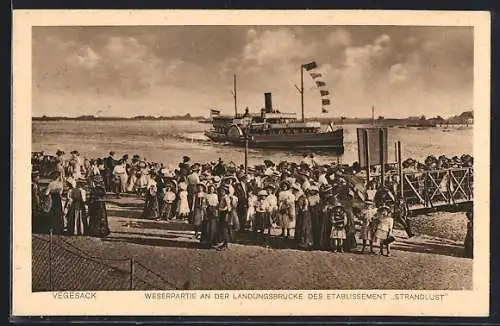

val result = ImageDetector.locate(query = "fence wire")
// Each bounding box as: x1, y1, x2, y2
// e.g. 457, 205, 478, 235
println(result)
32, 235, 173, 291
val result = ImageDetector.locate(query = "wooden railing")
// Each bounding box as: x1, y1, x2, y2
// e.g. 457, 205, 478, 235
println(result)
400, 167, 473, 210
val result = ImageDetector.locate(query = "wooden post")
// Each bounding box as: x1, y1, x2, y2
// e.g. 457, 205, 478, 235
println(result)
233, 74, 238, 117
129, 257, 134, 290
364, 130, 370, 184
244, 134, 249, 174
49, 228, 53, 291
379, 129, 385, 188
300, 65, 305, 122
397, 141, 403, 198
394, 142, 397, 163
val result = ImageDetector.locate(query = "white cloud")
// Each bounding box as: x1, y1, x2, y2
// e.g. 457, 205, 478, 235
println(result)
327, 28, 351, 47
242, 29, 311, 66
388, 63, 408, 84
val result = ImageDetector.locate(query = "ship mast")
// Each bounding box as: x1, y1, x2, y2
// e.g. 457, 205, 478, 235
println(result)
295, 65, 306, 122
232, 73, 238, 118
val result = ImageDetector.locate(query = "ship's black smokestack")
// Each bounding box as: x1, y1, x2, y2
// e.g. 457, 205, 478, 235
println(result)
264, 92, 273, 113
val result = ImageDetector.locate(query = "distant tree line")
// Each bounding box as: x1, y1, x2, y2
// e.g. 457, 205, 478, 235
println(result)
33, 113, 206, 121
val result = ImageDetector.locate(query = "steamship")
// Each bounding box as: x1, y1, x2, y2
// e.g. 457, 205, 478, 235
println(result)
204, 92, 344, 153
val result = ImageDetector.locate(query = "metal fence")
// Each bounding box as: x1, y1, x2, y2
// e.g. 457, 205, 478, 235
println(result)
32, 234, 181, 291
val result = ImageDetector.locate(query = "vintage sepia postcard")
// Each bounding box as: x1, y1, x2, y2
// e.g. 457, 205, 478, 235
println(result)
12, 10, 490, 317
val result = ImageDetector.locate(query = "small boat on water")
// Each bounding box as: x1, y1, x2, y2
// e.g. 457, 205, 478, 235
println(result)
204, 92, 344, 153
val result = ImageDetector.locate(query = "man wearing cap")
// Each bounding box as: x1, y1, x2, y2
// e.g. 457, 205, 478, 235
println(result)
254, 189, 271, 245
103, 151, 117, 193
113, 159, 128, 196
214, 158, 226, 177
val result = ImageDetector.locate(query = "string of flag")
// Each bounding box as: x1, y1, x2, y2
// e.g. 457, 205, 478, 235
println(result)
303, 61, 331, 113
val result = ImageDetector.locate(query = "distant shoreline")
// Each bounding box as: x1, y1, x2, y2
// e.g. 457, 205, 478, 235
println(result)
32, 116, 473, 126
32, 110, 473, 126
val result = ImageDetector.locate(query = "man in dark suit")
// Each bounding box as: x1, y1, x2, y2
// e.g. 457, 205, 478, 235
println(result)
233, 174, 248, 231
103, 151, 117, 192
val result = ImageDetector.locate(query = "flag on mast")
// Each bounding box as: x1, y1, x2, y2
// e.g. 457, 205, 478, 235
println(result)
210, 109, 221, 118
322, 99, 331, 106
320, 90, 330, 96
309, 72, 322, 79
316, 81, 326, 87
303, 61, 318, 71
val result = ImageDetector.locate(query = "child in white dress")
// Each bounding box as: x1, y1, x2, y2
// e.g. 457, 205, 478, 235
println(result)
374, 205, 395, 256
360, 200, 377, 254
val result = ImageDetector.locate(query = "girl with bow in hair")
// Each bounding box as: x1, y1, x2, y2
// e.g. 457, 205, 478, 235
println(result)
328, 199, 348, 253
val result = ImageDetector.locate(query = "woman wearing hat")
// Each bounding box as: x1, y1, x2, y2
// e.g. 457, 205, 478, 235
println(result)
142, 176, 159, 220
374, 205, 395, 256
192, 182, 207, 239
54, 152, 66, 181
217, 185, 232, 250
87, 175, 110, 237
246, 189, 257, 231
464, 209, 473, 258
200, 184, 219, 248
31, 171, 43, 233
277, 180, 296, 240
307, 185, 322, 250
360, 199, 377, 254
319, 185, 334, 250
228, 188, 240, 234
126, 159, 139, 193
135, 161, 149, 196
296, 188, 313, 250
44, 171, 65, 235
65, 179, 88, 236
264, 184, 278, 228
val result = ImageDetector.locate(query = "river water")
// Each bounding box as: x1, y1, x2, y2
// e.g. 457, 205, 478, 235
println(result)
32, 120, 473, 167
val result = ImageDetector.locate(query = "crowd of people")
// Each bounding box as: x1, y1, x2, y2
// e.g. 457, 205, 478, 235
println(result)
31, 149, 474, 256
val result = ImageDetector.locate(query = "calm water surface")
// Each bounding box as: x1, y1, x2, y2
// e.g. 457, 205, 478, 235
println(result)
32, 120, 473, 167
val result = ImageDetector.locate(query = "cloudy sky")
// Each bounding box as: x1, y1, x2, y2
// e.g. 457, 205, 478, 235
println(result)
32, 25, 473, 118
